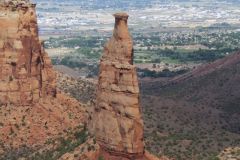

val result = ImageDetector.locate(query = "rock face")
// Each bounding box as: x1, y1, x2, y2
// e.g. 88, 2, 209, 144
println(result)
218, 147, 240, 160
0, 1, 88, 155
89, 13, 145, 159
0, 0, 56, 105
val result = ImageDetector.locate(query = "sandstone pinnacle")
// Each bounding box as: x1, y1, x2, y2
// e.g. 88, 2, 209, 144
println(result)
89, 12, 145, 159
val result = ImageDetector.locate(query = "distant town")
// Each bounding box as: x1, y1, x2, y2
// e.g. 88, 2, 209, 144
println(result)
33, 0, 240, 78
34, 0, 240, 36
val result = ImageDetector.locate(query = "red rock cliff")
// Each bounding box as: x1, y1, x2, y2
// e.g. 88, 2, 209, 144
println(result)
0, 1, 88, 152
0, 0, 56, 105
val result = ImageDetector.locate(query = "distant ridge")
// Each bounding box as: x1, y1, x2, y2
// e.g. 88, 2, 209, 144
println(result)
169, 51, 240, 84
141, 51, 240, 159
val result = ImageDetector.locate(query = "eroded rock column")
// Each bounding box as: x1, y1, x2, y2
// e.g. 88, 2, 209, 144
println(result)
90, 13, 144, 158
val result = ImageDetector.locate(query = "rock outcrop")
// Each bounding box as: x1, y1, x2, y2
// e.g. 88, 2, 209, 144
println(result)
89, 13, 156, 160
0, 1, 88, 156
218, 147, 240, 160
0, 0, 56, 105
0, 1, 165, 159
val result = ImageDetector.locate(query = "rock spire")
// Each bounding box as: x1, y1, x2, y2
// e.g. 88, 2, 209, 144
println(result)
89, 12, 145, 159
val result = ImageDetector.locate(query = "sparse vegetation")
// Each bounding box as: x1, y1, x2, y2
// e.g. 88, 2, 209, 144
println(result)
141, 59, 240, 159
0, 126, 89, 160
98, 155, 105, 160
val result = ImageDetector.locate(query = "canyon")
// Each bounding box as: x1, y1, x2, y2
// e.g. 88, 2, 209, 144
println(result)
2, 1, 239, 160
0, 1, 166, 160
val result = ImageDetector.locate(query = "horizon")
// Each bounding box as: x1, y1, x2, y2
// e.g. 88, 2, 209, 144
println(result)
31, 0, 240, 37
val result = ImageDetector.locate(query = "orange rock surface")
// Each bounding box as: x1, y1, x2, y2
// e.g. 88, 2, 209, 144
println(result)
89, 13, 162, 160
0, 0, 56, 105
0, 0, 87, 152
0, 1, 168, 159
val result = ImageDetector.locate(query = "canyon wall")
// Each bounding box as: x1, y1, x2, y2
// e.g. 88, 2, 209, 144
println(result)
0, 0, 56, 105
0, 1, 164, 159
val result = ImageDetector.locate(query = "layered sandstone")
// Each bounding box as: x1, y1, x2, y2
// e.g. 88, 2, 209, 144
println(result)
0, 1, 88, 154
0, 0, 56, 105
0, 1, 165, 159
89, 13, 145, 159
